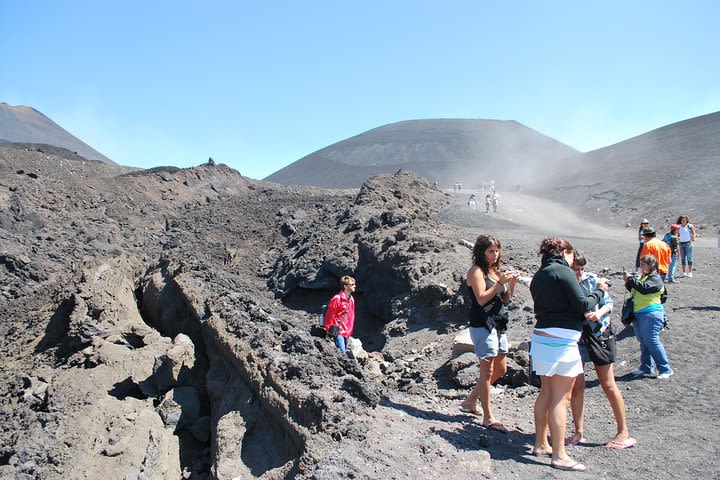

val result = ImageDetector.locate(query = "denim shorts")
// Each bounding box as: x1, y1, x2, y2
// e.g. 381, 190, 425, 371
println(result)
469, 326, 508, 359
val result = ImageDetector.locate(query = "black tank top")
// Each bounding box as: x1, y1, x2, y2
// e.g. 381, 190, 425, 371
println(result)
469, 275, 509, 332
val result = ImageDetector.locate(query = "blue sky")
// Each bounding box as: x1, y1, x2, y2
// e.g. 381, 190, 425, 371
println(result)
2, 1, 718, 180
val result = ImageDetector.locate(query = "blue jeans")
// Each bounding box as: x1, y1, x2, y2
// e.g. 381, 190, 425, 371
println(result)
633, 309, 672, 375
668, 253, 677, 281
335, 335, 347, 353
680, 242, 693, 266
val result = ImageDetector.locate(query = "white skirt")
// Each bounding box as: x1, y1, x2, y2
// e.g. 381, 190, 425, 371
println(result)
530, 333, 583, 377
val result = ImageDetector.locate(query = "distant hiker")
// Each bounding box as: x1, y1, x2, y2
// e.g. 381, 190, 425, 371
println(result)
459, 235, 519, 432
529, 237, 609, 471
453, 182, 459, 194
323, 276, 356, 354
635, 219, 649, 269
567, 252, 637, 450
676, 215, 696, 277
624, 254, 673, 379
467, 194, 477, 209
640, 227, 671, 280
484, 194, 491, 213
665, 225, 681, 283
491, 191, 499, 213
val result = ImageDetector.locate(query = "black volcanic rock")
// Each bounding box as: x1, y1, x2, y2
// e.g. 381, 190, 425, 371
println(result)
265, 119, 579, 188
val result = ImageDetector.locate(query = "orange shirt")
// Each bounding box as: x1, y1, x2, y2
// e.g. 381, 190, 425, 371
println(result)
640, 238, 671, 275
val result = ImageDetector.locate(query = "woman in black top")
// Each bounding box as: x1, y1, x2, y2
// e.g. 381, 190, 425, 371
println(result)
459, 235, 519, 432
529, 237, 609, 472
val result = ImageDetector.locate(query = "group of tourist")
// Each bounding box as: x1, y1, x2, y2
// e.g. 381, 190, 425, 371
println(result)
466, 191, 499, 213
322, 215, 700, 473
635, 215, 696, 282
457, 225, 688, 472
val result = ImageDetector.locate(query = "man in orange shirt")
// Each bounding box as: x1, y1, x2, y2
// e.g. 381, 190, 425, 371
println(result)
640, 227, 672, 280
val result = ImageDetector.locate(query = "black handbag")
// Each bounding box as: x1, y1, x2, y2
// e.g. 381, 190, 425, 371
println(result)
621, 296, 635, 326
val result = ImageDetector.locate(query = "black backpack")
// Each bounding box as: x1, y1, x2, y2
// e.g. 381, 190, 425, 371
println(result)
310, 304, 328, 338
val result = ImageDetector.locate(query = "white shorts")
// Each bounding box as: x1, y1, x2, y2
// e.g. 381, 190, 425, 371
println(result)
530, 333, 583, 377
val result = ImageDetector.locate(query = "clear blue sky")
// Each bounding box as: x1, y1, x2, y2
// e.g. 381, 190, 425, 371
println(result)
2, 1, 718, 180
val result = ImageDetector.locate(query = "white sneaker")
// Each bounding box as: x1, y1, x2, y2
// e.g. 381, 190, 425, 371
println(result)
657, 371, 674, 380
681, 272, 689, 277
687, 272, 693, 277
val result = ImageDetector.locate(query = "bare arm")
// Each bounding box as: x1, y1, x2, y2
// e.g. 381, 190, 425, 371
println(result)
468, 266, 506, 306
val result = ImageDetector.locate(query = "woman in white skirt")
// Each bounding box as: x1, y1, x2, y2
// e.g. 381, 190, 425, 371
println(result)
529, 237, 610, 472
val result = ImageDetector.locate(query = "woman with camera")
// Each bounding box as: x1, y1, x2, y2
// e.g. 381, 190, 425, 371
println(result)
459, 235, 519, 432
624, 254, 673, 379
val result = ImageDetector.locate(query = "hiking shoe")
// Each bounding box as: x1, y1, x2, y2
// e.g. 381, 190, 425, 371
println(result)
630, 369, 648, 376
657, 371, 674, 380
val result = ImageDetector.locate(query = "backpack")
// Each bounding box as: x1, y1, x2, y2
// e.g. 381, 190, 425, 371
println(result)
317, 304, 328, 327
662, 231, 672, 247
309, 304, 329, 338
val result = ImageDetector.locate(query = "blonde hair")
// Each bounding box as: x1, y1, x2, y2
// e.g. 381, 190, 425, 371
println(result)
341, 275, 356, 287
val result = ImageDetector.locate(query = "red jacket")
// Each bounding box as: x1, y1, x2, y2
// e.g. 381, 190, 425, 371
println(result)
324, 291, 355, 338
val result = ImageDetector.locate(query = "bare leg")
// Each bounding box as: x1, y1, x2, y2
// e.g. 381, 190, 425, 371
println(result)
595, 363, 633, 444
567, 371, 586, 444
547, 375, 582, 468
532, 376, 552, 455
480, 354, 507, 426
460, 374, 483, 415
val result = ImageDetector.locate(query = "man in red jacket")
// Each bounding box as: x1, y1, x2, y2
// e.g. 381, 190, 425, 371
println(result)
640, 227, 671, 279
324, 276, 356, 353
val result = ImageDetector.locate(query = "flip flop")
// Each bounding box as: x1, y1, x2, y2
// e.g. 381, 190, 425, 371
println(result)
483, 422, 509, 433
458, 406, 482, 416
564, 435, 588, 446
551, 462, 587, 472
530, 449, 552, 457
606, 437, 638, 449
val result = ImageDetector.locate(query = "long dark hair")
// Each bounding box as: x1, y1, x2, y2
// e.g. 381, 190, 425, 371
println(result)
472, 234, 502, 275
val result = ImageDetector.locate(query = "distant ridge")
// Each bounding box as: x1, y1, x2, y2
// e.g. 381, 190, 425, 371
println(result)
541, 111, 720, 225
0, 102, 114, 164
265, 119, 580, 189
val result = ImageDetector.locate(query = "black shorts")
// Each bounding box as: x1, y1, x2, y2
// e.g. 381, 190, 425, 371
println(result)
581, 323, 617, 366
